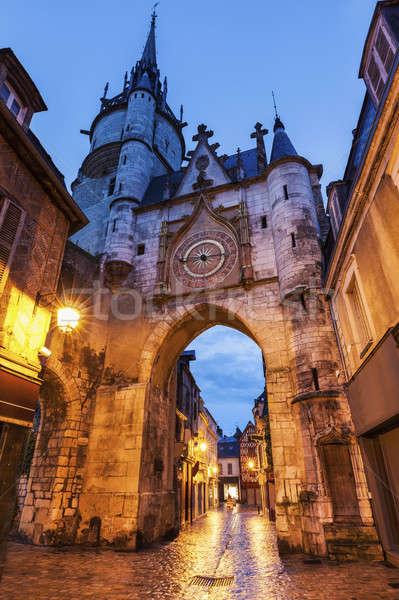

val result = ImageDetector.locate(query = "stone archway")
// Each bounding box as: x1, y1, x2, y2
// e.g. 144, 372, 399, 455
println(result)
71, 299, 310, 552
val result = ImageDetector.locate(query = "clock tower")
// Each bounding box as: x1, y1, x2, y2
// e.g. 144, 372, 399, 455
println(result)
19, 11, 380, 564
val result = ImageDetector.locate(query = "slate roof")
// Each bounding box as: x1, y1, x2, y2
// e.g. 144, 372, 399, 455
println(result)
27, 129, 66, 186
223, 147, 259, 180
270, 118, 297, 162
218, 436, 240, 459
141, 170, 184, 206
140, 147, 259, 207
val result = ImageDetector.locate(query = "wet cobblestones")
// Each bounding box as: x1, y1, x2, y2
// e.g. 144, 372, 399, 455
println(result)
1, 507, 399, 599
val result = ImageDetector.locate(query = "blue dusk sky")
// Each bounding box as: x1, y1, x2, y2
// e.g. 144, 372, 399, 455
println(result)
3, 0, 377, 433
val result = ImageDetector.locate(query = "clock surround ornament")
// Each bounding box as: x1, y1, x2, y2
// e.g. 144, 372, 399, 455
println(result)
172, 229, 238, 289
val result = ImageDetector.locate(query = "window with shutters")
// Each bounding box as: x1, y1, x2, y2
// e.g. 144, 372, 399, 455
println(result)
0, 197, 25, 293
365, 22, 397, 105
345, 272, 373, 358
0, 81, 26, 125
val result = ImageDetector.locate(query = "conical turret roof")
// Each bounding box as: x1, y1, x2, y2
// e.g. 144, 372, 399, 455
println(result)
270, 117, 297, 162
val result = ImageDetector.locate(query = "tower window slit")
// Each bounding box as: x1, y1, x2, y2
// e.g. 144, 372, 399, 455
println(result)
283, 184, 289, 200
291, 232, 296, 248
261, 215, 267, 229
141, 93, 144, 98
120, 128, 124, 139
137, 244, 145, 256
112, 219, 117, 232
134, 93, 137, 98
108, 177, 116, 196
123, 155, 127, 165
119, 183, 122, 192
126, 124, 130, 131
312, 368, 320, 391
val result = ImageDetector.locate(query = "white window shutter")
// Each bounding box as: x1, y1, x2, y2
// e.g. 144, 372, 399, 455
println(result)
0, 198, 24, 290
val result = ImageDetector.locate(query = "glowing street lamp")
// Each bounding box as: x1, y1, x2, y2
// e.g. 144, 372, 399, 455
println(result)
212, 466, 217, 474
57, 307, 80, 332
247, 460, 255, 470
200, 441, 207, 452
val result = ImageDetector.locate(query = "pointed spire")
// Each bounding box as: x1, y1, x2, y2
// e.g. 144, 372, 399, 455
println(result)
270, 116, 297, 162
140, 8, 157, 69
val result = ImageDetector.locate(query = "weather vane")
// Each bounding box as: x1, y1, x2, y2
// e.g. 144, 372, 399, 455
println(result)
152, 2, 159, 21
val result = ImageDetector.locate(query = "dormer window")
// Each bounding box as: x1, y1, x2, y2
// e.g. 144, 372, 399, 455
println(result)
0, 81, 26, 125
365, 22, 396, 105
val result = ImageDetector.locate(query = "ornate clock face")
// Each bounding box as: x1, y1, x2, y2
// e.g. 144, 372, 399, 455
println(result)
172, 230, 238, 289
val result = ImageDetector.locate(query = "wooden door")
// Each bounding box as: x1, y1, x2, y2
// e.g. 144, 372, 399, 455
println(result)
321, 443, 360, 521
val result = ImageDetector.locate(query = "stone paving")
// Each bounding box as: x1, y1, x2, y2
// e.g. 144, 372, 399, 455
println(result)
1, 506, 399, 599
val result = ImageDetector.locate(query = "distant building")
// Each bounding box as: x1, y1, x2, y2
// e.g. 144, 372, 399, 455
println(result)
324, 0, 399, 565
239, 422, 262, 506
217, 428, 241, 502
175, 350, 219, 526
253, 389, 275, 521
0, 49, 86, 545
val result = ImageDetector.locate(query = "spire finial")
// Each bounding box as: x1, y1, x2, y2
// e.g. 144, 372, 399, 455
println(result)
152, 2, 159, 24
272, 90, 279, 119
103, 82, 109, 98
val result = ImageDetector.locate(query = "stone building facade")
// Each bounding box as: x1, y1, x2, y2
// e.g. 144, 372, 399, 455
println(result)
325, 0, 399, 566
18, 12, 382, 559
175, 350, 219, 526
0, 48, 86, 568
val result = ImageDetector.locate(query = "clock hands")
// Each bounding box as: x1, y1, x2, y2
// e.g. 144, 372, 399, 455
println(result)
178, 252, 229, 263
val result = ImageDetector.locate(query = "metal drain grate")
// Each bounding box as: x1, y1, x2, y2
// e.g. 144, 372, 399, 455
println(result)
189, 575, 235, 588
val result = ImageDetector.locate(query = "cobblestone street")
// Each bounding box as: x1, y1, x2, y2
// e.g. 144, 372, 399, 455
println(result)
1, 507, 399, 600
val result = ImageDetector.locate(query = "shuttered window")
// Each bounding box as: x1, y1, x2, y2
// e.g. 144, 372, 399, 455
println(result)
375, 28, 395, 72
346, 276, 372, 354
366, 24, 397, 105
367, 55, 385, 101
0, 197, 24, 292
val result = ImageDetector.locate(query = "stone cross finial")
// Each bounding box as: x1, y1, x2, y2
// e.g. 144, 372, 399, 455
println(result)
250, 122, 268, 174
192, 124, 214, 143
